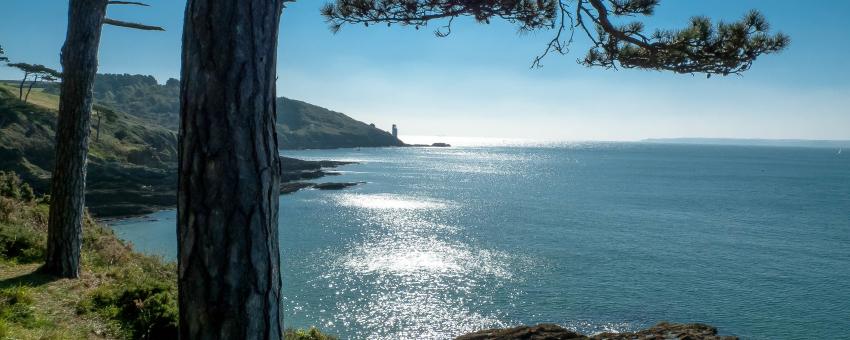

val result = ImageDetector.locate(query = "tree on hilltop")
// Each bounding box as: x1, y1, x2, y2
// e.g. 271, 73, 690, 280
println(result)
8, 63, 62, 102
177, 0, 786, 338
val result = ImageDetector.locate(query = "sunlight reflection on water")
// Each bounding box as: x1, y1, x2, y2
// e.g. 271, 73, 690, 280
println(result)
114, 144, 850, 340
336, 193, 450, 210
317, 192, 516, 339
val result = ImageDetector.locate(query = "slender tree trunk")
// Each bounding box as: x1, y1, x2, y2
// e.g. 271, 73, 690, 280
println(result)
95, 110, 102, 142
178, 0, 284, 338
24, 75, 39, 102
44, 0, 107, 278
18, 72, 28, 99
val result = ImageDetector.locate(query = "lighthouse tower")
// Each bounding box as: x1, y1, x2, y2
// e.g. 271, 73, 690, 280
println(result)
392, 124, 398, 138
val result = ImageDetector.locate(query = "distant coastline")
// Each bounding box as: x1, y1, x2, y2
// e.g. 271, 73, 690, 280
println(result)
643, 138, 850, 149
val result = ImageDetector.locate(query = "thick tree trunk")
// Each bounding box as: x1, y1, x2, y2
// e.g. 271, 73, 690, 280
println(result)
178, 0, 284, 338
44, 0, 107, 278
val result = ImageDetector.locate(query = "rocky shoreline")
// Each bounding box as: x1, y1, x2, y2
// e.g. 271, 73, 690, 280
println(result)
456, 322, 737, 340
279, 156, 363, 194
90, 156, 360, 218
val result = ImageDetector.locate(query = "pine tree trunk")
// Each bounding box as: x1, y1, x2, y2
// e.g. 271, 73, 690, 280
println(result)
178, 0, 284, 338
44, 0, 107, 278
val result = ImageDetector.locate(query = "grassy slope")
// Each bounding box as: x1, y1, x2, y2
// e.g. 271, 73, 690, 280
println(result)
0, 82, 177, 165
0, 196, 177, 339
0, 84, 59, 111
0, 83, 178, 217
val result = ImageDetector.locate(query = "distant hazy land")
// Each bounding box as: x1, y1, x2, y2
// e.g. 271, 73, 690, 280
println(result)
643, 138, 850, 148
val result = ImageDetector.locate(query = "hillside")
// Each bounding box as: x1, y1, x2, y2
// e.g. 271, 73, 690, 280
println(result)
43, 74, 405, 149
0, 83, 368, 216
277, 97, 404, 149
0, 83, 177, 216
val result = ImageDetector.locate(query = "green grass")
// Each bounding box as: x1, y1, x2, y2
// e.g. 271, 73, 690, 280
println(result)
0, 83, 59, 111
0, 192, 176, 339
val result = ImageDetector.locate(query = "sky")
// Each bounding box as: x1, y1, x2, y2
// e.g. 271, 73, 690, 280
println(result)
0, 0, 848, 141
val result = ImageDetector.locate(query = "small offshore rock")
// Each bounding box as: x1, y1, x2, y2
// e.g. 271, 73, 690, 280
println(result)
280, 182, 313, 194
313, 182, 362, 190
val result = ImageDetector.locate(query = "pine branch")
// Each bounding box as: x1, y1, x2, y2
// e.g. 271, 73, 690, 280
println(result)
104, 18, 165, 31
107, 1, 150, 6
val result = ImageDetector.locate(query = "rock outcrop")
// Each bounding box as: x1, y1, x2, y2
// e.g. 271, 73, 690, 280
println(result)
278, 157, 362, 194
456, 322, 737, 340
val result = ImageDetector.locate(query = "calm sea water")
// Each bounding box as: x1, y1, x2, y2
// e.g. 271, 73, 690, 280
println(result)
111, 142, 850, 339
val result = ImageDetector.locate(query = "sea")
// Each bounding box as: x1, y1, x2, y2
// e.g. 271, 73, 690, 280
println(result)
111, 138, 850, 339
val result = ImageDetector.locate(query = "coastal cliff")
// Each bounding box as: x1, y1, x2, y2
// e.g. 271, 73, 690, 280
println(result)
39, 74, 406, 149
276, 97, 405, 149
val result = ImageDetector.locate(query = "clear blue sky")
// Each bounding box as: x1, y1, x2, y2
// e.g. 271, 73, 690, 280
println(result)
1, 1, 848, 140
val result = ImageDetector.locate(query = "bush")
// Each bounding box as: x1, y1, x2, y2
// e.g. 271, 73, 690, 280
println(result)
0, 222, 45, 263
20, 183, 35, 202
0, 171, 22, 199
114, 130, 129, 141
0, 171, 38, 208
81, 282, 178, 339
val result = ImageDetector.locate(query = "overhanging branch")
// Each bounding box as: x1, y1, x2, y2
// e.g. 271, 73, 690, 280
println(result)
104, 18, 165, 31
107, 1, 150, 6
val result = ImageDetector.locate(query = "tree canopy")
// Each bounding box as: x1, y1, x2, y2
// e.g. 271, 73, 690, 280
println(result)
322, 0, 789, 74
0, 44, 7, 62
8, 63, 61, 79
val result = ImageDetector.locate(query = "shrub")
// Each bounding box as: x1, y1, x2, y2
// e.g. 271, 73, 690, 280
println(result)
82, 215, 134, 267
0, 171, 22, 199
20, 183, 35, 202
0, 222, 45, 263
0, 172, 36, 202
81, 281, 178, 339
114, 130, 129, 141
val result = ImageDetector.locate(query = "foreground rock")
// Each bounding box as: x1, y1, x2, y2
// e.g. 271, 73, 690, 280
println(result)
456, 322, 737, 340
278, 156, 361, 194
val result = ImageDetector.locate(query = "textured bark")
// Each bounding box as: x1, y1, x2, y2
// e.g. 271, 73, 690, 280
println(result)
178, 0, 284, 338
44, 0, 108, 278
